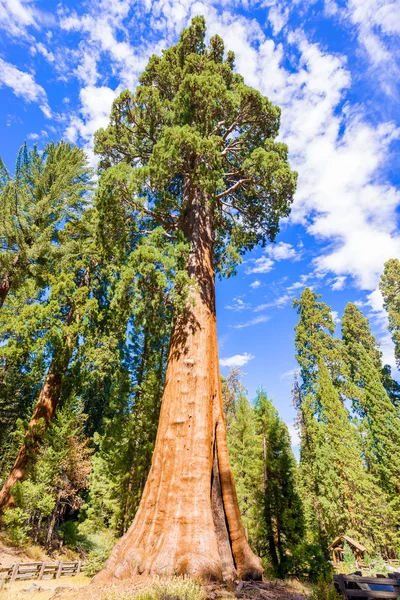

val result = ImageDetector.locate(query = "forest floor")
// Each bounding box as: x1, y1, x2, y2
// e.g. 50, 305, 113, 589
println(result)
0, 575, 310, 600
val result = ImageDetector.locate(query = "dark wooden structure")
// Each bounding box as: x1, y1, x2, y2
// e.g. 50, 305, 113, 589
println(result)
329, 535, 367, 565
0, 560, 81, 581
334, 573, 400, 598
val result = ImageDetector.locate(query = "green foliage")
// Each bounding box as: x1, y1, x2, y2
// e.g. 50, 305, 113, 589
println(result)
225, 374, 305, 577
81, 529, 117, 577
293, 289, 398, 555
380, 259, 400, 368
342, 542, 357, 573
94, 16, 296, 277
309, 578, 341, 600
2, 507, 29, 546
284, 543, 332, 582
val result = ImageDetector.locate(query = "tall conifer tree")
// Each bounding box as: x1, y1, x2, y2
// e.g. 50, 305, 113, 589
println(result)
94, 17, 296, 582
294, 290, 396, 553
380, 258, 400, 368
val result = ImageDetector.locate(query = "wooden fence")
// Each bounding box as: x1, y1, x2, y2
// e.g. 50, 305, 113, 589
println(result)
0, 560, 81, 582
334, 573, 400, 598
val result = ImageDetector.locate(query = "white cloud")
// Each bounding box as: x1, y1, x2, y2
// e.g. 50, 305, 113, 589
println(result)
0, 58, 51, 117
254, 293, 292, 311
233, 315, 270, 329
220, 352, 255, 367
266, 241, 298, 261
225, 297, 250, 311
246, 256, 274, 274
249, 280, 261, 289
65, 85, 117, 164
331, 310, 341, 324
332, 276, 347, 291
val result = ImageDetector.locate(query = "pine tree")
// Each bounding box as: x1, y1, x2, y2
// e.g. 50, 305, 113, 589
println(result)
380, 258, 400, 368
0, 142, 91, 308
293, 290, 397, 554
0, 208, 96, 511
342, 303, 400, 518
227, 392, 261, 552
342, 302, 399, 408
93, 16, 296, 582
253, 387, 304, 575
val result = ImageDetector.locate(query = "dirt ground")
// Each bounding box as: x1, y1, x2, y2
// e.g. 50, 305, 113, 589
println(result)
4, 577, 308, 600
0, 574, 91, 600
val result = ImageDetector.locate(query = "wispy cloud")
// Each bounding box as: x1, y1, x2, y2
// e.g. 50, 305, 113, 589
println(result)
254, 293, 292, 312
249, 280, 261, 289
233, 315, 270, 329
225, 297, 250, 311
220, 352, 255, 367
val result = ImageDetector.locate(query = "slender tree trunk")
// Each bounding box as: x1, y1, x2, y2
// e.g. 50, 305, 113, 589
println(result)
46, 489, 63, 550
0, 270, 89, 513
0, 338, 74, 512
94, 187, 262, 582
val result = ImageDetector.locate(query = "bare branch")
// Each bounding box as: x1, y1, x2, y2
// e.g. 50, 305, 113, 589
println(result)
217, 178, 252, 200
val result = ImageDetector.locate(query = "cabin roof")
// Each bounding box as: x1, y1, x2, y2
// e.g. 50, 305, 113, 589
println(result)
328, 535, 367, 553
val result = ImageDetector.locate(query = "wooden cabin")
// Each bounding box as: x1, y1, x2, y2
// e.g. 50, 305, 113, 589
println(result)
328, 535, 367, 565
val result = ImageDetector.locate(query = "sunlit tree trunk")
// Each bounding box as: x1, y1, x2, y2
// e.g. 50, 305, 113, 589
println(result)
95, 186, 262, 582
0, 337, 74, 512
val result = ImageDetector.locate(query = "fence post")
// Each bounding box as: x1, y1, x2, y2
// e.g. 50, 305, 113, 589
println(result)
10, 564, 18, 582
56, 561, 63, 579
38, 562, 47, 580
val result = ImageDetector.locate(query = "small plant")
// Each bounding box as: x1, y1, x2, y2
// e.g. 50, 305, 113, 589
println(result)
371, 553, 388, 575
363, 552, 373, 567
342, 542, 356, 574
309, 578, 341, 600
82, 529, 116, 576
2, 507, 29, 546
104, 577, 204, 600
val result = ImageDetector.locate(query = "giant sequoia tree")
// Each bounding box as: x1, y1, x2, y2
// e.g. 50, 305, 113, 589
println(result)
94, 18, 296, 582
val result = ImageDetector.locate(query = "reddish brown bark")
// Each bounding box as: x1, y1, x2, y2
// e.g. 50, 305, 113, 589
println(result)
0, 337, 74, 512
94, 188, 262, 582
0, 273, 10, 308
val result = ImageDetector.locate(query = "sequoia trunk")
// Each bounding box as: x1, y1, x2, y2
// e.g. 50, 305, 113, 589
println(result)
94, 187, 262, 582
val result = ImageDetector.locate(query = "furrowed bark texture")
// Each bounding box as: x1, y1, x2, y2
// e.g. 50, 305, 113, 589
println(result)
95, 187, 262, 582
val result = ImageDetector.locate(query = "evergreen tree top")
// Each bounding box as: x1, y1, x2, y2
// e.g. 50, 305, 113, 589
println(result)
94, 16, 297, 275
380, 258, 400, 368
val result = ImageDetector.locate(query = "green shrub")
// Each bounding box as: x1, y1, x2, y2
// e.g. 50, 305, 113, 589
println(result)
284, 542, 332, 582
2, 507, 29, 546
309, 578, 341, 600
342, 542, 357, 573
82, 529, 116, 576
371, 553, 388, 575
60, 520, 81, 550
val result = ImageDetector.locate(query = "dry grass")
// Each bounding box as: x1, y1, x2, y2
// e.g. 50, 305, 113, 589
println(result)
0, 573, 90, 600
48, 575, 310, 600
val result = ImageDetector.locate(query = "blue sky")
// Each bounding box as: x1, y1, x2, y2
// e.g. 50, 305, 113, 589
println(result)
1, 0, 399, 449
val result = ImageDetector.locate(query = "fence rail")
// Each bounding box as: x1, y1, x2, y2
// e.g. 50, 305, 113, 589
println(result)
0, 560, 81, 582
334, 573, 400, 598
